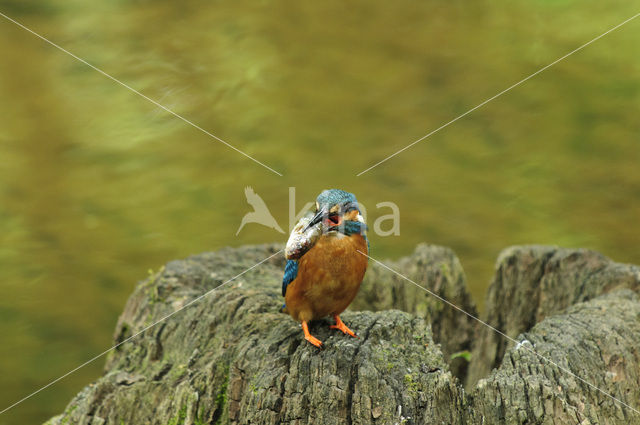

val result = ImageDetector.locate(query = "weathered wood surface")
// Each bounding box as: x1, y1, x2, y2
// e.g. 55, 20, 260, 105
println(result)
467, 245, 640, 387
45, 244, 640, 425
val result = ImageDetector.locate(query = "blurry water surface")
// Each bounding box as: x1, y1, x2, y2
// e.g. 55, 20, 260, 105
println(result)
0, 0, 639, 422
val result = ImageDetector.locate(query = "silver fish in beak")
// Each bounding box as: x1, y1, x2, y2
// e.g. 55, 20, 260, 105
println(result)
285, 214, 322, 260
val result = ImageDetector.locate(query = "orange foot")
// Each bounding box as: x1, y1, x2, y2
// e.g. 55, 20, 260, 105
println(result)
330, 315, 358, 338
302, 321, 323, 348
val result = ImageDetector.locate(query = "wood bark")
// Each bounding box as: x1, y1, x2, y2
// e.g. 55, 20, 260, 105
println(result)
45, 244, 640, 425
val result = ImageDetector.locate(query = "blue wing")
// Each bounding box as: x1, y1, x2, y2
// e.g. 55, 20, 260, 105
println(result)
282, 260, 299, 297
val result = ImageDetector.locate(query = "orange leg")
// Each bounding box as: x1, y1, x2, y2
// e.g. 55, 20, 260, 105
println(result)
330, 315, 357, 338
302, 321, 323, 348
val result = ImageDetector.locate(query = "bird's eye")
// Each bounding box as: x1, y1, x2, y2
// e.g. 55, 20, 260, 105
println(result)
328, 214, 340, 224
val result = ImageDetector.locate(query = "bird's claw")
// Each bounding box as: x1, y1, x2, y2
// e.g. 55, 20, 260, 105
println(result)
305, 334, 324, 348
302, 320, 323, 349
330, 316, 358, 338
329, 324, 357, 338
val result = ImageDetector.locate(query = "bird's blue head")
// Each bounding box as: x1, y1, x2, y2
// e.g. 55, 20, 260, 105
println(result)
305, 189, 366, 235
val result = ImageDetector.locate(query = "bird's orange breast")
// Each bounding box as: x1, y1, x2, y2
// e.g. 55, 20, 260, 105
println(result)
284, 233, 368, 322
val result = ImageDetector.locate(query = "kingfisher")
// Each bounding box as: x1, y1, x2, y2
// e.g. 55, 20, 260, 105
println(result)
281, 189, 369, 348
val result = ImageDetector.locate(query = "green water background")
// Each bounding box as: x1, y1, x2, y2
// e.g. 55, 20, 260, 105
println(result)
1, 0, 639, 423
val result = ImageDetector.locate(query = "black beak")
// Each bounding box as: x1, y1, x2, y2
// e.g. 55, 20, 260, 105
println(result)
304, 207, 327, 231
